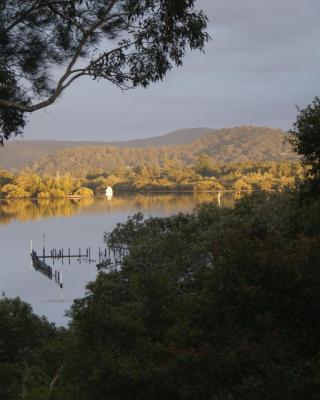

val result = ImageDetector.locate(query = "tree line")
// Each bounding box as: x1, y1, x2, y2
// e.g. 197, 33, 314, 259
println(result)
0, 160, 303, 198
25, 126, 296, 178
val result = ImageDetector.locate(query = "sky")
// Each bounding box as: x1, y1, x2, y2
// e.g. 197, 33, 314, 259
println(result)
24, 0, 320, 141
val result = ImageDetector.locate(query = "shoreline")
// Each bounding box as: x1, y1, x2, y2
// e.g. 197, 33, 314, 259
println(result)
0, 189, 261, 200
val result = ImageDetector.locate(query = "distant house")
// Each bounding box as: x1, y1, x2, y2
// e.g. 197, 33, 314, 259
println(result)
105, 186, 113, 197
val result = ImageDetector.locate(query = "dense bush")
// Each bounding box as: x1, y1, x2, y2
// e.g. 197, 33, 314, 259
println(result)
73, 187, 94, 197
0, 183, 31, 198
1, 190, 320, 399
63, 191, 320, 400
0, 297, 66, 400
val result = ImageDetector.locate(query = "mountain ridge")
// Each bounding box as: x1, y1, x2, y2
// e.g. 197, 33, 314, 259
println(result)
26, 126, 297, 177
0, 128, 212, 170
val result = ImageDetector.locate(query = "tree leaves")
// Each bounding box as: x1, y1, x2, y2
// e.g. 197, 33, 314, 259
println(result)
0, 0, 210, 141
290, 97, 320, 194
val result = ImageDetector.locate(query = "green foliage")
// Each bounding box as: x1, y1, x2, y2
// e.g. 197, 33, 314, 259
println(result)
2, 191, 320, 398
0, 0, 209, 142
290, 97, 320, 193
0, 297, 66, 400
25, 127, 296, 177
0, 68, 26, 143
61, 192, 320, 399
2, 102, 320, 398
0, 129, 210, 171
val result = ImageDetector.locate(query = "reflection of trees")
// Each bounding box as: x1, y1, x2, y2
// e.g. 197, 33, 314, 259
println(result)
0, 198, 94, 225
0, 193, 236, 225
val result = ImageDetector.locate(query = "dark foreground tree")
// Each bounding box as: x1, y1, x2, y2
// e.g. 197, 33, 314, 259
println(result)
290, 97, 320, 193
0, 0, 209, 143
0, 297, 67, 400
2, 193, 320, 399
64, 193, 320, 400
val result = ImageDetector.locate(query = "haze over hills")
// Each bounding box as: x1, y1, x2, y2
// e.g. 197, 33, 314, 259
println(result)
0, 128, 211, 171
26, 126, 297, 177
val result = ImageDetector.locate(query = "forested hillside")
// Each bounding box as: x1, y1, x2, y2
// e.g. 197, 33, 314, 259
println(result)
28, 126, 296, 177
0, 128, 211, 170
107, 127, 213, 147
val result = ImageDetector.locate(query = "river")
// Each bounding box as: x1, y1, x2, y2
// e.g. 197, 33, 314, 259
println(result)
0, 192, 236, 325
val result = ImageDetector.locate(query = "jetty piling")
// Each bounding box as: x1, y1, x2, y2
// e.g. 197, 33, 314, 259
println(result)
31, 243, 127, 271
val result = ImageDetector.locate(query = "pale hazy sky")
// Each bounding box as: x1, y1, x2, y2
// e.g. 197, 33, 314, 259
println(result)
24, 0, 320, 141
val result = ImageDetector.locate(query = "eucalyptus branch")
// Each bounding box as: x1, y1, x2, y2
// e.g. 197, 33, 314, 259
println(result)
0, 0, 120, 113
0, 0, 209, 141
46, 4, 86, 34
4, 1, 42, 33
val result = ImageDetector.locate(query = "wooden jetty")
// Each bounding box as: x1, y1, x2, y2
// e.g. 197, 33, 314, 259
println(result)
34, 245, 121, 265
31, 250, 63, 288
39, 246, 93, 264
31, 241, 129, 278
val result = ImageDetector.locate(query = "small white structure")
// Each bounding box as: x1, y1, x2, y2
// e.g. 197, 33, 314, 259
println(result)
105, 186, 113, 198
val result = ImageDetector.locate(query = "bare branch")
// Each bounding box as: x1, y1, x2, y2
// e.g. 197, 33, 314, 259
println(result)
47, 365, 64, 399
61, 71, 89, 90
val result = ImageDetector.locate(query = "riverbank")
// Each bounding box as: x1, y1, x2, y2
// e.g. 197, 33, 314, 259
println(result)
0, 161, 302, 199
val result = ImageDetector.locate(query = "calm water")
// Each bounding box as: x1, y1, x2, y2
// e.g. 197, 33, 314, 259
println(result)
0, 193, 235, 325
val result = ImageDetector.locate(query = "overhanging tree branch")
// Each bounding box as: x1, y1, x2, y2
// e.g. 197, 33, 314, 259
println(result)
0, 0, 210, 142
0, 0, 120, 113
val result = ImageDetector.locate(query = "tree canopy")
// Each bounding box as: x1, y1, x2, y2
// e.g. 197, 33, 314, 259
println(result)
0, 297, 67, 400
0, 0, 209, 143
64, 192, 320, 399
290, 97, 320, 193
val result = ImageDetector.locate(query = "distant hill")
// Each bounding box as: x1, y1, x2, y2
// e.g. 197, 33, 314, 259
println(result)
107, 128, 213, 147
187, 126, 294, 163
0, 128, 211, 171
26, 126, 297, 177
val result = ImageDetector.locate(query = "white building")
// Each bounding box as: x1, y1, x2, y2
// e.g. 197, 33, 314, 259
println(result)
105, 186, 113, 198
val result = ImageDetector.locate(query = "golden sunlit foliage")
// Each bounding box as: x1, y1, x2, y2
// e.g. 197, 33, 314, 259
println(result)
0, 160, 303, 198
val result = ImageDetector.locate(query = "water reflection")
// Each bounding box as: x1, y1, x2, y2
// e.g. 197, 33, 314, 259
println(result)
0, 192, 237, 225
